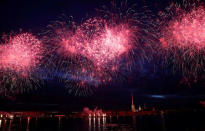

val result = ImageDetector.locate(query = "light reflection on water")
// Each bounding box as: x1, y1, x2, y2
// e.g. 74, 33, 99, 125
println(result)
0, 119, 2, 128
88, 116, 107, 131
0, 111, 205, 131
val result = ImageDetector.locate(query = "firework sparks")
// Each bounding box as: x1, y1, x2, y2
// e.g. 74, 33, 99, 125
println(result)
0, 32, 44, 95
0, 33, 43, 74
158, 1, 205, 84
61, 18, 133, 68
44, 1, 157, 96
55, 16, 140, 95
161, 6, 205, 50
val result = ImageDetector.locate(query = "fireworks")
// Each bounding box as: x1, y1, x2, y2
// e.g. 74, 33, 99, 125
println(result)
0, 32, 44, 95
64, 66, 100, 96
60, 18, 134, 69
42, 0, 158, 96
0, 33, 43, 74
160, 6, 205, 50
2, 0, 201, 97
158, 0, 205, 83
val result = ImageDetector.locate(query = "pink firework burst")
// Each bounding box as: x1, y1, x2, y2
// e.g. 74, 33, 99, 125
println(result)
46, 1, 156, 96
160, 5, 205, 50
0, 33, 43, 76
158, 1, 205, 84
60, 18, 134, 69
85, 24, 132, 67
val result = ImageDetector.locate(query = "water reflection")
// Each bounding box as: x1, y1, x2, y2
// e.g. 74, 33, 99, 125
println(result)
132, 116, 136, 130
98, 117, 100, 131
89, 117, 91, 131
101, 117, 106, 131
27, 117, 30, 131
4, 119, 7, 131
9, 119, 13, 131
0, 119, 2, 128
0, 112, 205, 131
88, 116, 107, 131
161, 111, 166, 131
58, 117, 61, 131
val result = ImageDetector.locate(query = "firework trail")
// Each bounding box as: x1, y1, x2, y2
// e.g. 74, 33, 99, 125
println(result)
45, 0, 157, 96
0, 32, 44, 95
158, 0, 205, 85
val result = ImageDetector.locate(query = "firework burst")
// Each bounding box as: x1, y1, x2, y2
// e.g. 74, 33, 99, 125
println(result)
45, 1, 157, 96
158, 0, 205, 84
60, 17, 135, 70
0, 32, 44, 95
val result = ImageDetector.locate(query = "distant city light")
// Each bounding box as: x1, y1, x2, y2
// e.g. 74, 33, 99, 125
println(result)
150, 95, 165, 99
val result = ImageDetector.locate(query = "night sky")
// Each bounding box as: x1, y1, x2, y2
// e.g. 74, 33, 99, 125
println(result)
0, 0, 205, 111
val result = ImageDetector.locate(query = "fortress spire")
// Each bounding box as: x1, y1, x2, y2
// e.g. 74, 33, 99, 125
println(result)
131, 93, 136, 112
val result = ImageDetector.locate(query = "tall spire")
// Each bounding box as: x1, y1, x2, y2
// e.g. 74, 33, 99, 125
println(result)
131, 93, 134, 105
131, 93, 136, 112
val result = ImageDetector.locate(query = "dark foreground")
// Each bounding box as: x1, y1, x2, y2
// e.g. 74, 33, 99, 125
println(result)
1, 109, 205, 131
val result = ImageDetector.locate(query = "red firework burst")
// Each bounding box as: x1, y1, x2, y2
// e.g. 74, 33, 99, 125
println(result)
0, 33, 43, 76
45, 1, 156, 96
60, 18, 133, 68
158, 1, 205, 84
0, 32, 44, 95
161, 6, 205, 50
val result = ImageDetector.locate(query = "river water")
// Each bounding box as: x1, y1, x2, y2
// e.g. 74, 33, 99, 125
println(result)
0, 110, 205, 131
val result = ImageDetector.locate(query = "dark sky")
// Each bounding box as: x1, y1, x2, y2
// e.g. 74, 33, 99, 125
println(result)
0, 0, 109, 33
0, 0, 205, 110
0, 0, 167, 33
